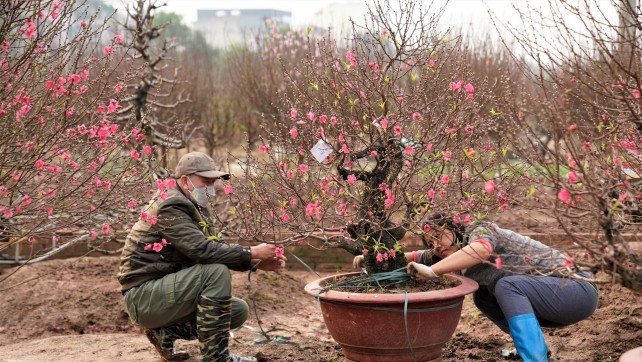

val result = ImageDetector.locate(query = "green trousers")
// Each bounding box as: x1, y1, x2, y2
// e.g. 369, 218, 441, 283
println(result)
123, 263, 249, 329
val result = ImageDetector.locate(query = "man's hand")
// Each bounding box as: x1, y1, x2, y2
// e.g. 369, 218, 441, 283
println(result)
252, 256, 287, 272
407, 262, 440, 280
250, 243, 279, 260
249, 243, 287, 272
353, 255, 364, 269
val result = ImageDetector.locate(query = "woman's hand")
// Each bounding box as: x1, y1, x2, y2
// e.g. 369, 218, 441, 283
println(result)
353, 255, 364, 269
407, 261, 440, 280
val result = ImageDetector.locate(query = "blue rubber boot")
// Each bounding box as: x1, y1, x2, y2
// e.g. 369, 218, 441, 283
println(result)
507, 313, 548, 362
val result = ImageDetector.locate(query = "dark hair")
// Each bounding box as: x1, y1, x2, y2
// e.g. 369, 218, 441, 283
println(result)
421, 212, 468, 264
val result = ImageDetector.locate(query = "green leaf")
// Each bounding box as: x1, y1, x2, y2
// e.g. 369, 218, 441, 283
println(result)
306, 26, 311, 35
490, 107, 501, 116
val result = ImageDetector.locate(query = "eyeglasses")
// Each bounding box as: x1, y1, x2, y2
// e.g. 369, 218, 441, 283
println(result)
422, 228, 452, 251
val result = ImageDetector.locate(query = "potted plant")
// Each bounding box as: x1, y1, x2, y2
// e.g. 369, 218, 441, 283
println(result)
222, 0, 521, 360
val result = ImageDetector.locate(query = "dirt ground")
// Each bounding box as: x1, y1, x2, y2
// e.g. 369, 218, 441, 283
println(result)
0, 256, 640, 362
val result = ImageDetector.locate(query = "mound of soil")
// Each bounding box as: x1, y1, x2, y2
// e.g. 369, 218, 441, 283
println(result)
0, 256, 640, 361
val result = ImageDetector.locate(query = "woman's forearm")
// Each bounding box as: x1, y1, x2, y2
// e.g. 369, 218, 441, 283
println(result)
431, 242, 490, 275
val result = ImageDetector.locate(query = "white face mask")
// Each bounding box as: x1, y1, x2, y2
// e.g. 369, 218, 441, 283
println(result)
187, 177, 216, 207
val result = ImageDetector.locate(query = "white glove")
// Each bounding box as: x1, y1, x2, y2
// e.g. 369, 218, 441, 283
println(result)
407, 262, 440, 280
353, 255, 364, 269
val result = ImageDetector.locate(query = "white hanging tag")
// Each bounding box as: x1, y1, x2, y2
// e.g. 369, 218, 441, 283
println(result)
310, 139, 334, 163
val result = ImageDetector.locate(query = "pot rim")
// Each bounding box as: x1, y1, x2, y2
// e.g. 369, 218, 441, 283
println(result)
304, 272, 479, 304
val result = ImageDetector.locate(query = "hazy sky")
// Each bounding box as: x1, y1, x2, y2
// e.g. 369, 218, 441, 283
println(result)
104, 0, 532, 28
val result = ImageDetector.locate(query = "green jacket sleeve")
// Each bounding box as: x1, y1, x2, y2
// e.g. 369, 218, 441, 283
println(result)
156, 197, 253, 271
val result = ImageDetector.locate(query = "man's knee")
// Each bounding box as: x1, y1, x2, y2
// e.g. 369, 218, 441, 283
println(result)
198, 264, 232, 297
230, 298, 249, 329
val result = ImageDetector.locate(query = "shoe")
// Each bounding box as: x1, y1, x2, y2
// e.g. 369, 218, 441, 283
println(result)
145, 328, 190, 361
230, 354, 258, 362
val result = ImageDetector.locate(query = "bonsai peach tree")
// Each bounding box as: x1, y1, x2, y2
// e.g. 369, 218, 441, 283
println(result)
222, 0, 522, 275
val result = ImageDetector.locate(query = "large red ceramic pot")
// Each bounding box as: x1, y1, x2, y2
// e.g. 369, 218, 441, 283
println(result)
304, 272, 479, 362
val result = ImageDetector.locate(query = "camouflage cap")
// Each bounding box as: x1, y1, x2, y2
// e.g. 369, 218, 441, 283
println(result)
174, 152, 230, 180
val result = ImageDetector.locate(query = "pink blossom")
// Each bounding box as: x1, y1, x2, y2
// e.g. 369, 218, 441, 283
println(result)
130, 149, 140, 160
484, 179, 495, 194
22, 19, 36, 39
412, 112, 422, 121
464, 124, 474, 134
370, 150, 378, 157
281, 212, 290, 222
319, 114, 328, 124
45, 80, 55, 90
147, 216, 158, 226
345, 50, 357, 67
567, 124, 578, 132
89, 230, 97, 239
443, 150, 452, 161
567, 171, 578, 183
632, 89, 641, 99
96, 105, 106, 115
144, 244, 152, 251
464, 83, 475, 94
224, 184, 233, 195
286, 170, 295, 179
102, 223, 110, 235
114, 84, 123, 93
153, 243, 163, 252
34, 159, 45, 169
440, 175, 450, 184
107, 99, 120, 113
396, 96, 404, 105
275, 246, 285, 257
427, 188, 435, 199
362, 248, 369, 255
114, 34, 124, 44
403, 146, 414, 155
258, 144, 269, 153
305, 201, 323, 220
347, 174, 357, 185
341, 144, 350, 154
290, 108, 298, 120
376, 253, 384, 263
393, 124, 402, 135
426, 143, 433, 152
81, 20, 87, 27
449, 80, 463, 92
47, 207, 54, 216
307, 111, 316, 122
564, 256, 575, 268
495, 256, 503, 269
143, 145, 153, 156
298, 164, 309, 173
379, 118, 389, 128
21, 195, 32, 206
289, 128, 298, 139
103, 46, 113, 55
127, 200, 137, 208
558, 188, 572, 205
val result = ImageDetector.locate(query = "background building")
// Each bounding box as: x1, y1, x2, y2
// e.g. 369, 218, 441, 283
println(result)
193, 9, 292, 49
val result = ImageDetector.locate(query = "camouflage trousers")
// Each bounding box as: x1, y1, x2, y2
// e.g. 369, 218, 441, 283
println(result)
123, 263, 249, 329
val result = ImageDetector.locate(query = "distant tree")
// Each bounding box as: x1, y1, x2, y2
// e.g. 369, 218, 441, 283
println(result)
0, 0, 158, 265
498, 0, 642, 292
